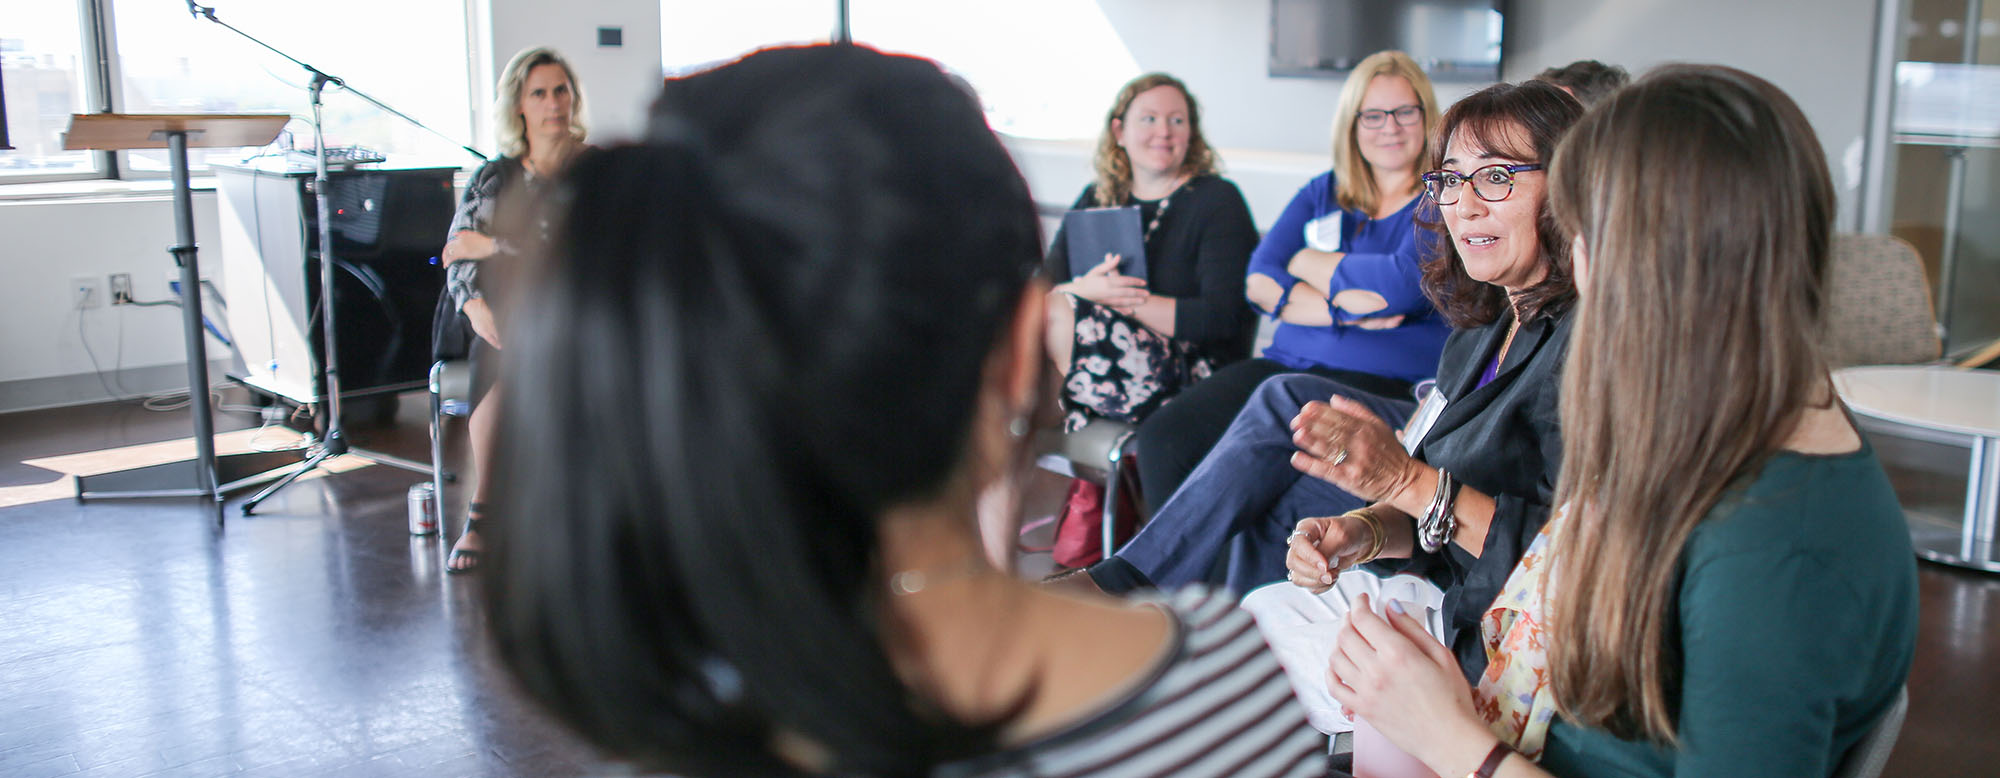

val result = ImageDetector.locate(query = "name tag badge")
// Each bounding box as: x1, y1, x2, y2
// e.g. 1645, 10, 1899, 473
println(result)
1399, 380, 1447, 454
1304, 212, 1343, 253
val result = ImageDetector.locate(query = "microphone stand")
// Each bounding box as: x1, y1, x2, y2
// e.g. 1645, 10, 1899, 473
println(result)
188, 2, 483, 515
187, 3, 487, 164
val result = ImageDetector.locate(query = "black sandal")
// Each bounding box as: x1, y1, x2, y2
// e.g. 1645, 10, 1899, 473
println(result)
446, 502, 491, 574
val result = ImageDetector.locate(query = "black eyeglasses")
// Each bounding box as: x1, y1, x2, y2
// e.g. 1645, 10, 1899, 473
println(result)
1421, 163, 1546, 205
1356, 104, 1423, 130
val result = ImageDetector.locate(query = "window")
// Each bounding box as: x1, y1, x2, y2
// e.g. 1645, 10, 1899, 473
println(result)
659, 0, 1140, 141
111, 0, 474, 174
662, 0, 838, 76
846, 0, 1139, 141
0, 4, 103, 179
0, 1, 474, 182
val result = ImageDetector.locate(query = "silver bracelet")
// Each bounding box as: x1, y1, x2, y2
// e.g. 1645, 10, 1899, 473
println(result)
1418, 469, 1460, 553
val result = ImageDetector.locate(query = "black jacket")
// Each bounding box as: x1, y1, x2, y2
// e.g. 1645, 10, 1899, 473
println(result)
1377, 303, 1574, 682
1043, 175, 1259, 364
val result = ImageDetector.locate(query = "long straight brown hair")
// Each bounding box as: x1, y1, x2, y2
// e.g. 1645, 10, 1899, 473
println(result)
1544, 64, 1836, 743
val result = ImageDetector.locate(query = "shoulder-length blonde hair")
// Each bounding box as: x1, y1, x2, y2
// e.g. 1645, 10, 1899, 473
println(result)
1091, 73, 1220, 206
496, 46, 589, 158
1331, 51, 1440, 214
1545, 64, 1836, 744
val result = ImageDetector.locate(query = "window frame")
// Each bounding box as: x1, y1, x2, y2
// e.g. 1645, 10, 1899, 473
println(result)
4, 0, 478, 186
0, 0, 115, 184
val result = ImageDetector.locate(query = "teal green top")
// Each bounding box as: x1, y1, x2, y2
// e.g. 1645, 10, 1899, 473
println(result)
1538, 442, 1918, 778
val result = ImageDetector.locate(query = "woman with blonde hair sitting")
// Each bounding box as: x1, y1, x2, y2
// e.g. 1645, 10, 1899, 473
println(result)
1319, 64, 1917, 778
438, 46, 593, 572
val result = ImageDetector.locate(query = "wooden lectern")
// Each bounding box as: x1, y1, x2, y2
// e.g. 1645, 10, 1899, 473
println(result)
63, 113, 307, 522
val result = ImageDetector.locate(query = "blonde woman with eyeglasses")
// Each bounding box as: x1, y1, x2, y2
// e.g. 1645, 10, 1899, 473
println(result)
1135, 50, 1453, 515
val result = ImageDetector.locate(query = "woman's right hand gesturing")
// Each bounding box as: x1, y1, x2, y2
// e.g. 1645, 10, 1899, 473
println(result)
1060, 253, 1148, 313
1286, 514, 1376, 593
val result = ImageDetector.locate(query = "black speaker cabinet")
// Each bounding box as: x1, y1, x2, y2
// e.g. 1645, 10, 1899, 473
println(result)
215, 164, 456, 405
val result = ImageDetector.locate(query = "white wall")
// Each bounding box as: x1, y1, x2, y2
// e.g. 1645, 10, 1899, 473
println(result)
1503, 0, 1881, 229
1018, 0, 1880, 231
0, 194, 233, 410
485, 0, 665, 145
1092, 0, 1488, 157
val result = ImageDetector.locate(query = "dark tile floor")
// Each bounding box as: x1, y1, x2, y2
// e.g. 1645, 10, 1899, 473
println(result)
1, 394, 1996, 777
0, 394, 603, 778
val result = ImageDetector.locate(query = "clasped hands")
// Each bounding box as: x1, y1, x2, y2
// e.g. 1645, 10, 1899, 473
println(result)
1062, 253, 1147, 314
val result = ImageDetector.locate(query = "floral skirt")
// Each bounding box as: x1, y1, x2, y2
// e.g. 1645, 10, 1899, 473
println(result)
1060, 298, 1213, 432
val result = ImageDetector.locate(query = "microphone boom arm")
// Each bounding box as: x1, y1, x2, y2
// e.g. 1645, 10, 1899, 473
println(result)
187, 2, 486, 162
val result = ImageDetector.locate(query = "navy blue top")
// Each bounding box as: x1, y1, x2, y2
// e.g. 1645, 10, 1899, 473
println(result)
1246, 171, 1448, 384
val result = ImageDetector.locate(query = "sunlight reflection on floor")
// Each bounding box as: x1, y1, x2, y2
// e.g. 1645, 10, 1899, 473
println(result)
0, 427, 379, 508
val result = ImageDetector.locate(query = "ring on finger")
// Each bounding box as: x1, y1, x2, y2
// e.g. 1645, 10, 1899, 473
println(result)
1327, 448, 1349, 466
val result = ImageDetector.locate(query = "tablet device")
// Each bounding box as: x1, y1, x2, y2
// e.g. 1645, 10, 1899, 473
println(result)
1061, 206, 1149, 281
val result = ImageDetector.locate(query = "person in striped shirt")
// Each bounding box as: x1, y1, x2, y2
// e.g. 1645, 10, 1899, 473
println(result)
475, 44, 1328, 777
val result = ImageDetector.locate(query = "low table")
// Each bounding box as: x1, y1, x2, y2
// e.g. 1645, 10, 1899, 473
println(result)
1834, 365, 2000, 572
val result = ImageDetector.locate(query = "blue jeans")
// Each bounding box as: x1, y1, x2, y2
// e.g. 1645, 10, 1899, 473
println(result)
1096, 374, 1416, 595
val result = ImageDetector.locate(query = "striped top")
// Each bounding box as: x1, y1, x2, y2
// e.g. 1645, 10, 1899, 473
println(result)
936, 587, 1328, 778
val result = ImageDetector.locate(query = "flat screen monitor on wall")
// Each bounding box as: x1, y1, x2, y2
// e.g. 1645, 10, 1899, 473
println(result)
1270, 0, 1504, 82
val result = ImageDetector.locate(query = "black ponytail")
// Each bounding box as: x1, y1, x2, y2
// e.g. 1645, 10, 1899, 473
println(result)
483, 44, 1043, 776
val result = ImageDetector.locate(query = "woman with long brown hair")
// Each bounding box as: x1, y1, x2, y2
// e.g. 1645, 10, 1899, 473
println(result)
1314, 65, 1917, 778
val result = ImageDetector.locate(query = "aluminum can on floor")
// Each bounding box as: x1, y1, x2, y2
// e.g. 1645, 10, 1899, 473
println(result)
407, 481, 439, 535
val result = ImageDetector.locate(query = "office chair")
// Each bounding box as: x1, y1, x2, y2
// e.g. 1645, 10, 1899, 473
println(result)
1831, 685, 1908, 778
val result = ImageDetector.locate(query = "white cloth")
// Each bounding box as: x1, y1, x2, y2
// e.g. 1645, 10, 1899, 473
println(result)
1239, 570, 1447, 735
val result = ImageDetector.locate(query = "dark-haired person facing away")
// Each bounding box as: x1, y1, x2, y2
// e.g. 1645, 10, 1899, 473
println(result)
1316, 65, 1916, 778
1532, 59, 1630, 108
479, 44, 1326, 778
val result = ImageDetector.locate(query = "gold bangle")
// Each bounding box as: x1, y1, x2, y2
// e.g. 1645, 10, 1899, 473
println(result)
1344, 507, 1387, 565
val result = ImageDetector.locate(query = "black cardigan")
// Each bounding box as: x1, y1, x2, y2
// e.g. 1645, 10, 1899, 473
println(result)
1378, 303, 1574, 682
1043, 175, 1259, 364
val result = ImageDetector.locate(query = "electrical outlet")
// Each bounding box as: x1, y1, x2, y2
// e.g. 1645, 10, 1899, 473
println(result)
109, 273, 134, 305
70, 276, 104, 309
